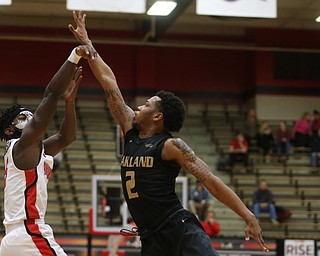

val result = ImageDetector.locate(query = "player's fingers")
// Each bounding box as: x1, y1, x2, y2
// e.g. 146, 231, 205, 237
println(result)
72, 10, 78, 21
68, 73, 82, 96
259, 241, 269, 252
86, 45, 97, 59
90, 48, 97, 59
71, 66, 78, 79
75, 69, 83, 82
75, 46, 83, 56
244, 227, 250, 241
253, 233, 269, 252
83, 45, 90, 56
76, 75, 82, 87
74, 66, 82, 80
73, 75, 82, 92
258, 235, 269, 252
68, 24, 76, 34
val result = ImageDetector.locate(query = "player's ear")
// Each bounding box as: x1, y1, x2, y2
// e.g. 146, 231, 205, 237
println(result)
4, 127, 13, 139
4, 127, 13, 136
153, 112, 163, 121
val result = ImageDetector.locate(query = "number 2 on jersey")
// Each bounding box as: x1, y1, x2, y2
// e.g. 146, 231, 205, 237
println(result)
126, 171, 139, 199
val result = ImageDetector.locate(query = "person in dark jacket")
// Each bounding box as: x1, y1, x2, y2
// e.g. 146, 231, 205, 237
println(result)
253, 179, 278, 225
257, 122, 274, 157
275, 121, 291, 158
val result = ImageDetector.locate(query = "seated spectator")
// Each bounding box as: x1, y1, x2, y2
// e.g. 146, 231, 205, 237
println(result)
312, 110, 320, 136
253, 179, 279, 225
257, 122, 274, 157
244, 108, 259, 147
275, 121, 291, 159
311, 129, 320, 170
292, 112, 312, 147
188, 181, 214, 221
201, 211, 220, 238
229, 133, 249, 168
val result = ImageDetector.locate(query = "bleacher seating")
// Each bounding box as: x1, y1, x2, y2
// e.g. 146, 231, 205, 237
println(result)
202, 103, 320, 239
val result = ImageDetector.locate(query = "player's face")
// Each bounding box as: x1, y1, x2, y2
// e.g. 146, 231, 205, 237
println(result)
260, 181, 268, 190
133, 96, 161, 130
11, 111, 33, 130
237, 134, 244, 142
6, 110, 33, 139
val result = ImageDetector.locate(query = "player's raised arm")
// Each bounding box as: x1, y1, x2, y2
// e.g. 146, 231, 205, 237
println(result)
69, 11, 134, 133
162, 138, 269, 253
44, 66, 82, 156
14, 46, 92, 170
18, 46, 91, 146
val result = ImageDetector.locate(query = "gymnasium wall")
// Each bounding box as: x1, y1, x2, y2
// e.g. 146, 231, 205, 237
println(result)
255, 95, 320, 121
0, 39, 254, 101
1, 27, 320, 119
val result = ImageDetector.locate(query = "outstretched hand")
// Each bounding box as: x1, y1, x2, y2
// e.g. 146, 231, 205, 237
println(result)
75, 45, 97, 60
245, 218, 269, 252
69, 11, 91, 45
64, 66, 82, 102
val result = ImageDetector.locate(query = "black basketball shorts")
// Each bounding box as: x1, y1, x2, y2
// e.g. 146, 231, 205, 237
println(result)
140, 210, 220, 256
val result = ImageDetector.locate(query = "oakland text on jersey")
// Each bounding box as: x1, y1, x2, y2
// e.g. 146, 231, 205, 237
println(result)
120, 155, 154, 168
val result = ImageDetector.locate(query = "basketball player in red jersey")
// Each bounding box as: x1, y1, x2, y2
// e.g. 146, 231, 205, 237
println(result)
69, 11, 269, 255
0, 45, 95, 255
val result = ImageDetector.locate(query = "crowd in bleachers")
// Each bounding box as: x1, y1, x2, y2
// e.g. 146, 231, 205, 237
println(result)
202, 103, 319, 239
227, 108, 320, 171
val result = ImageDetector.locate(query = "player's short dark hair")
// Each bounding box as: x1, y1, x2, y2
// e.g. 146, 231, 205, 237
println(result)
0, 104, 29, 141
155, 90, 186, 132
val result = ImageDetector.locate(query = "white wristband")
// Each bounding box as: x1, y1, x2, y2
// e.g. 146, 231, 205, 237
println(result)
67, 48, 82, 64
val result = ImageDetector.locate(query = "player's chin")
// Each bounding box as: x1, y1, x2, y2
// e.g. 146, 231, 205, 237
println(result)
132, 121, 140, 131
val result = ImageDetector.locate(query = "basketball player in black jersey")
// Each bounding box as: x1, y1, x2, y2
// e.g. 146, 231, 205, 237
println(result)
69, 11, 269, 255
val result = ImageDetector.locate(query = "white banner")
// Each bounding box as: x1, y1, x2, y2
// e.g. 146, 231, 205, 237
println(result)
196, 0, 277, 18
284, 240, 315, 256
0, 0, 11, 5
67, 0, 146, 14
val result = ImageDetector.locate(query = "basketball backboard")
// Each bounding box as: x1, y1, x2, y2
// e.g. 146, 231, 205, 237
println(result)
90, 175, 188, 234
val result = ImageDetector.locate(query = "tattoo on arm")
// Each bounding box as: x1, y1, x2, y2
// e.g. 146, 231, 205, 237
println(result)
104, 88, 121, 101
104, 88, 133, 123
171, 139, 212, 183
171, 138, 193, 154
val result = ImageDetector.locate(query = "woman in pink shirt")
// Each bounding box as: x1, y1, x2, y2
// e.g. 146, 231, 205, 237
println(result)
292, 112, 312, 147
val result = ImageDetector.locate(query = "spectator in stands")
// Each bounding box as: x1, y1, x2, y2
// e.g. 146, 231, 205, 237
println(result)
310, 128, 320, 170
244, 108, 259, 147
275, 121, 291, 159
311, 110, 320, 137
253, 179, 279, 225
201, 211, 220, 238
257, 122, 274, 158
188, 181, 215, 221
0, 47, 92, 255
292, 112, 312, 147
229, 133, 249, 168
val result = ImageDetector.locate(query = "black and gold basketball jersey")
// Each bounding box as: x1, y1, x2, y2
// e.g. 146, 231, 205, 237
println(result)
120, 128, 183, 230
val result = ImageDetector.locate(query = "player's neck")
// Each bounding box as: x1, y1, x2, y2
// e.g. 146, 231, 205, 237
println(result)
138, 125, 166, 138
